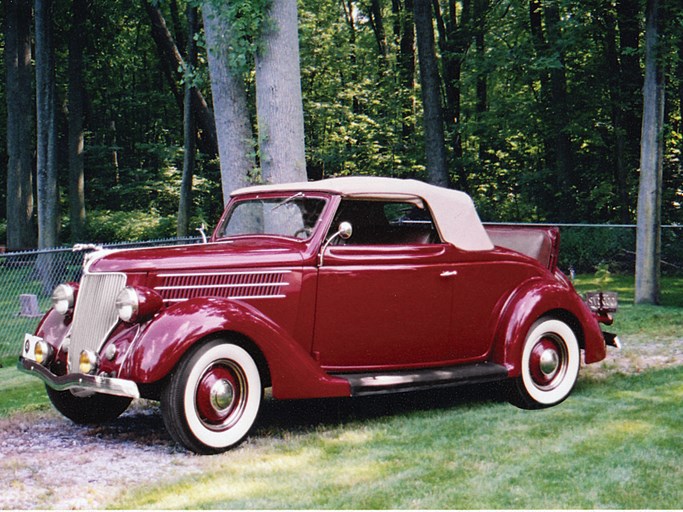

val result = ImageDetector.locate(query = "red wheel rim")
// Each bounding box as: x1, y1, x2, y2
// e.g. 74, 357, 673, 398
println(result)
528, 336, 566, 389
195, 360, 247, 429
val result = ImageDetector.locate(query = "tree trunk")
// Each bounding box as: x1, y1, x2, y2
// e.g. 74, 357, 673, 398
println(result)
202, 0, 256, 203
255, 0, 307, 184
635, 0, 665, 305
603, 6, 630, 224
474, 0, 487, 115
177, 4, 198, 237
144, 0, 218, 158
529, 0, 575, 219
616, 0, 642, 219
414, 0, 449, 187
543, 3, 573, 199
5, 0, 35, 250
36, 0, 59, 250
68, 0, 87, 242
433, 0, 467, 190
393, 0, 416, 141
368, 0, 388, 58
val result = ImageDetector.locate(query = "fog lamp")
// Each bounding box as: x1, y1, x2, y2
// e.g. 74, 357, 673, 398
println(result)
79, 350, 99, 375
51, 283, 77, 315
33, 340, 53, 365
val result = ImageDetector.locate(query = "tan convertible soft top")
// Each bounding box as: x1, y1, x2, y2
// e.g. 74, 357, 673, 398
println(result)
232, 176, 494, 251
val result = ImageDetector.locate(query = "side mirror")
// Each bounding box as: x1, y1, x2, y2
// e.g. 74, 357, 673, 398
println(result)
319, 222, 354, 266
337, 221, 353, 240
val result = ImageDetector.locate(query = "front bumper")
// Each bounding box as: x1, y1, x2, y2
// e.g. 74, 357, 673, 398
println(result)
17, 357, 140, 399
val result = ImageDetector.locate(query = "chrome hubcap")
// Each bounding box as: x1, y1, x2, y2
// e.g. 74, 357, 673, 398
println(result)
539, 348, 560, 376
210, 378, 235, 413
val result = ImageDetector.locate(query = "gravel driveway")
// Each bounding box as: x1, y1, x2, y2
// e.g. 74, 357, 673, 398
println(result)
0, 402, 206, 509
1, 335, 681, 510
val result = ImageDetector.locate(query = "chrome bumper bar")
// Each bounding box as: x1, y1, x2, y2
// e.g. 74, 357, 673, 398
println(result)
17, 357, 140, 399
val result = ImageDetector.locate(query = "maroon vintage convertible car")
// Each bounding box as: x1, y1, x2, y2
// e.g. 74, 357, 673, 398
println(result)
19, 176, 618, 454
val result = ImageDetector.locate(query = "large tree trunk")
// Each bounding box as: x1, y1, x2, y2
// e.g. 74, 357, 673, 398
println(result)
68, 0, 87, 243
414, 0, 449, 187
5, 0, 35, 250
255, 0, 307, 184
202, 0, 256, 202
177, 4, 198, 237
635, 0, 665, 305
143, 0, 218, 158
35, 0, 59, 250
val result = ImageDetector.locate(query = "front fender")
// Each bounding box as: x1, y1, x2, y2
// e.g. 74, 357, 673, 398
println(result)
121, 297, 350, 399
490, 277, 606, 376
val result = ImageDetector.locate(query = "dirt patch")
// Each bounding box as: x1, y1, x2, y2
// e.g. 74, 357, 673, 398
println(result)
1, 335, 681, 509
582, 335, 683, 380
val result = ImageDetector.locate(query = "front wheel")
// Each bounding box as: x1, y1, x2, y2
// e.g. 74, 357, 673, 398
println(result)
508, 317, 580, 409
161, 339, 263, 454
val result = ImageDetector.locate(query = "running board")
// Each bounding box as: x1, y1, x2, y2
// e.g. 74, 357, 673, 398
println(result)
332, 363, 509, 397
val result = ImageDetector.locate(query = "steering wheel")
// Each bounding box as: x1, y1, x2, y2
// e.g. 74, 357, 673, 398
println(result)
294, 227, 312, 239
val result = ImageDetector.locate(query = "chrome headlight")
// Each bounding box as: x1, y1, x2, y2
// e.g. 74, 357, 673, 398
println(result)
115, 287, 139, 322
115, 286, 163, 323
51, 283, 76, 315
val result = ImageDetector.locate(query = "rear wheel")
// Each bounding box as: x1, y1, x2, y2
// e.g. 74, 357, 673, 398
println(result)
46, 386, 132, 424
161, 339, 263, 454
508, 317, 580, 409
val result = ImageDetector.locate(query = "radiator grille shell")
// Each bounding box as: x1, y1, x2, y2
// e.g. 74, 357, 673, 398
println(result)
68, 272, 127, 373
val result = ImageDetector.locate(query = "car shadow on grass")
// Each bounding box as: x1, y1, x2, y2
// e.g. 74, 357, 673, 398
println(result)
66, 383, 508, 453
253, 382, 508, 436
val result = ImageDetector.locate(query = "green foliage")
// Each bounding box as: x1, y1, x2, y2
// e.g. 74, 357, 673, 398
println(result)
558, 226, 636, 274
203, 0, 272, 75
84, 210, 177, 243
2, 0, 683, 249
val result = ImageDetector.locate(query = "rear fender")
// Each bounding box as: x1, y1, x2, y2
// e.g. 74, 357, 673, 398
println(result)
490, 278, 606, 376
121, 297, 350, 399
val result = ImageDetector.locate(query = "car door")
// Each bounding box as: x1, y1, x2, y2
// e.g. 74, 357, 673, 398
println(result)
312, 199, 457, 371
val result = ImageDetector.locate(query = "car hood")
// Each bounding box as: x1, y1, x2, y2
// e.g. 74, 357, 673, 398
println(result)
86, 238, 306, 274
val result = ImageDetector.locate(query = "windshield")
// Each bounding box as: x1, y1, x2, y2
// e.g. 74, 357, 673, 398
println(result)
217, 196, 327, 240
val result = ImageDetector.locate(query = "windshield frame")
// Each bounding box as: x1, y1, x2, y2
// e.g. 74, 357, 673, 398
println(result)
212, 191, 332, 243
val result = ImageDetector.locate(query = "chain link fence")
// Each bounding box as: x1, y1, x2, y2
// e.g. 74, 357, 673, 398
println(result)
1, 225, 681, 360
0, 237, 199, 361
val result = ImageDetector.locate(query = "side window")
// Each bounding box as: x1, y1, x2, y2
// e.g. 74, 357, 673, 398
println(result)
330, 200, 440, 245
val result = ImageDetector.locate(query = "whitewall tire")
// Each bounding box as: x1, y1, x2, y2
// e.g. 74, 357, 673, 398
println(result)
162, 339, 263, 454
509, 317, 580, 409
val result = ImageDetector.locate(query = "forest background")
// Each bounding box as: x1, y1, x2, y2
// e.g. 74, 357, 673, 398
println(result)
2, 0, 683, 283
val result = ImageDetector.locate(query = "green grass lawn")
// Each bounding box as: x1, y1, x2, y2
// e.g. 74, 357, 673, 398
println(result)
110, 366, 683, 509
1, 273, 681, 509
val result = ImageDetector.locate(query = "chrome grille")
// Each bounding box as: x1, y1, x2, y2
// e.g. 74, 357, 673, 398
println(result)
155, 270, 290, 302
68, 272, 127, 373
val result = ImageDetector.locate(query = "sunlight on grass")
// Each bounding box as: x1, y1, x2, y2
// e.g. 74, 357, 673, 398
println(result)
114, 366, 683, 510
0, 364, 49, 417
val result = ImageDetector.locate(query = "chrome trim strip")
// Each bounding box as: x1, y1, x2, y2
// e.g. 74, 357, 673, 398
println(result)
156, 270, 293, 278
163, 294, 287, 302
18, 357, 140, 399
155, 282, 290, 291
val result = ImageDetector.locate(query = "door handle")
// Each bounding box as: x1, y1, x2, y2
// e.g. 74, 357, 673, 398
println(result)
440, 270, 458, 277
